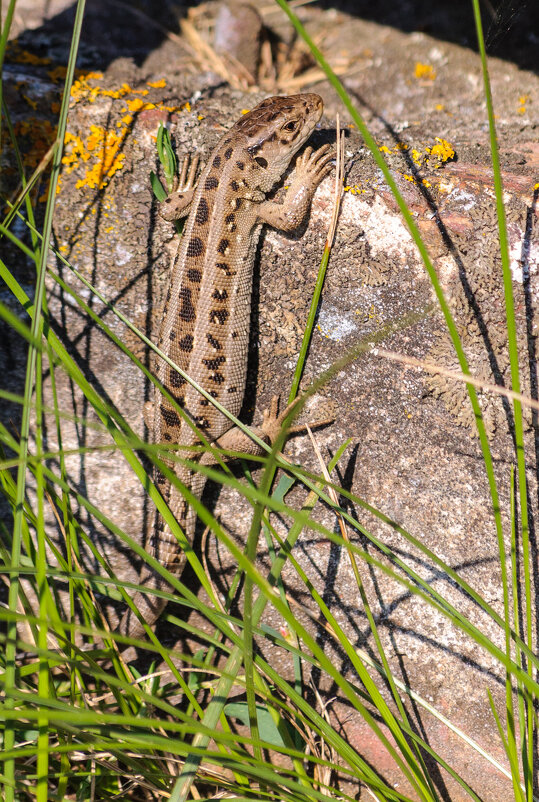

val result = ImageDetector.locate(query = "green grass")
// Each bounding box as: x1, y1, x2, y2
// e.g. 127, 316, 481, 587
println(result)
0, 0, 537, 799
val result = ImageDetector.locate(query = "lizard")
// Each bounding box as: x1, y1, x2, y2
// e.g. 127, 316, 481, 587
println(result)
121, 93, 333, 640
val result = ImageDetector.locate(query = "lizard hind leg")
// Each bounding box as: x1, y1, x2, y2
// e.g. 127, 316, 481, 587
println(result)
260, 395, 334, 446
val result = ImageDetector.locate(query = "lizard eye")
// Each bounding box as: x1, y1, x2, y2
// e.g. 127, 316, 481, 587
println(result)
283, 120, 298, 131
255, 156, 268, 168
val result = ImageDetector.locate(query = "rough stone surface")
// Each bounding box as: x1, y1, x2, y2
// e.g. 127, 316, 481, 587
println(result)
1, 2, 538, 800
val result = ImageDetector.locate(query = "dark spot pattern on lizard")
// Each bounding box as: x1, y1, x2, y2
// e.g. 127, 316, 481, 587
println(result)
212, 155, 221, 168
205, 176, 219, 191
217, 238, 230, 255
224, 147, 233, 160
202, 356, 226, 370
169, 330, 176, 340
206, 333, 222, 349
216, 262, 236, 276
225, 213, 236, 232
231, 331, 239, 338
178, 287, 196, 321
210, 372, 225, 384
212, 289, 228, 301
236, 160, 244, 170
160, 405, 180, 427
227, 386, 237, 393
195, 198, 209, 225
230, 180, 239, 192
170, 369, 186, 388
210, 309, 229, 325
179, 334, 194, 352
187, 268, 202, 283
187, 237, 204, 258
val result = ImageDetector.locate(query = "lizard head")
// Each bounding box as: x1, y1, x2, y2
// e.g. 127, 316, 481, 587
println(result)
234, 93, 324, 189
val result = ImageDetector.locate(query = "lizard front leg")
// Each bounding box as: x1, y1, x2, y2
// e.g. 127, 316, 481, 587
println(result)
257, 144, 333, 231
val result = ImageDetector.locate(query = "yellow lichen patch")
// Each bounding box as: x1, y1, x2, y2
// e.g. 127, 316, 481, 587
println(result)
13, 117, 57, 171
58, 76, 192, 193
6, 40, 51, 65
126, 97, 153, 112
414, 62, 436, 81
62, 124, 127, 190
426, 137, 455, 167
125, 97, 184, 114
379, 145, 391, 154
22, 94, 38, 110
147, 78, 166, 88
70, 73, 105, 103
343, 185, 366, 195
517, 94, 530, 115
48, 65, 68, 83
435, 103, 445, 111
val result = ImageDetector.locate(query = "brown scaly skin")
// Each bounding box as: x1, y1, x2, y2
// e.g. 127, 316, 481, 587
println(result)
121, 94, 333, 640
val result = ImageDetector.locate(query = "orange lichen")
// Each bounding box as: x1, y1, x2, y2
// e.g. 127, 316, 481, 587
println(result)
62, 124, 127, 190
13, 117, 57, 170
48, 65, 68, 83
414, 62, 436, 81
343, 185, 366, 195
46, 73, 192, 192
147, 78, 166, 88
22, 94, 38, 110
426, 137, 455, 165
517, 94, 530, 115
6, 40, 51, 65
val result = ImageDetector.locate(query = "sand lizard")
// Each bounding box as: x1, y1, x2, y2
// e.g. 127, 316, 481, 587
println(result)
121, 93, 333, 639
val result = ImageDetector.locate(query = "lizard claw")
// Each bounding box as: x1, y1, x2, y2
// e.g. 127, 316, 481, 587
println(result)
160, 153, 200, 222
177, 153, 200, 192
